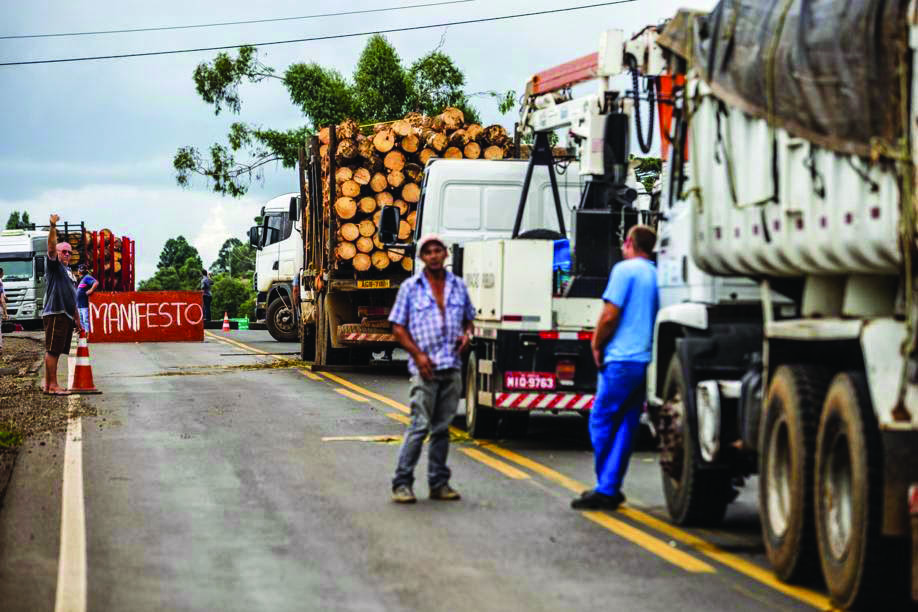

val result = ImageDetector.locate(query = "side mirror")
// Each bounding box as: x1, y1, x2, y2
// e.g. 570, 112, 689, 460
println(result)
35, 255, 45, 278
379, 206, 401, 244
288, 196, 298, 221
248, 226, 262, 250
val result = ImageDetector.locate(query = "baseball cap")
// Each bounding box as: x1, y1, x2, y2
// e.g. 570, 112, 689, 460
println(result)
418, 234, 447, 253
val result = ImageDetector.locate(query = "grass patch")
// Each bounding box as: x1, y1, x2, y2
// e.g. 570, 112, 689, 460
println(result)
0, 430, 23, 448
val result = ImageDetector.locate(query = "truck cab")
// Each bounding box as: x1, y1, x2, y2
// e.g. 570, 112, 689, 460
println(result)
251, 193, 302, 341
0, 229, 48, 327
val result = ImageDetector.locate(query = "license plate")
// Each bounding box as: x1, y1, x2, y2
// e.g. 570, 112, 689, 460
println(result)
504, 371, 556, 391
357, 279, 390, 289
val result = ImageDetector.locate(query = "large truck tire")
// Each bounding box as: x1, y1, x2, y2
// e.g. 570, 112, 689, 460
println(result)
465, 354, 496, 439
815, 372, 886, 609
266, 297, 298, 342
660, 354, 734, 526
759, 364, 829, 583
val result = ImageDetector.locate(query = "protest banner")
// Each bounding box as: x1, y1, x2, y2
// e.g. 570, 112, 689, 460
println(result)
89, 291, 204, 342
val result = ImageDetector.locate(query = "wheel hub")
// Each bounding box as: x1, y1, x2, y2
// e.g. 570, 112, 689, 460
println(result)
823, 431, 853, 559
766, 419, 792, 537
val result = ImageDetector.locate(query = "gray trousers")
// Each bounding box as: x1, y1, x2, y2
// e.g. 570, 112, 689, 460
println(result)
392, 369, 461, 490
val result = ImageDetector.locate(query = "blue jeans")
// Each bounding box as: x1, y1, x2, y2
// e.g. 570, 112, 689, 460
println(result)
590, 361, 648, 496
392, 369, 461, 490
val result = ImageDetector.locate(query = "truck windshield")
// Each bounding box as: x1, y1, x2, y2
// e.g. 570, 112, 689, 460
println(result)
1, 259, 32, 281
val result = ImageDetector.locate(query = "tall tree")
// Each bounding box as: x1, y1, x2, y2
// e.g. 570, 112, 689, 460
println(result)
157, 236, 200, 271
210, 237, 255, 277
174, 36, 514, 197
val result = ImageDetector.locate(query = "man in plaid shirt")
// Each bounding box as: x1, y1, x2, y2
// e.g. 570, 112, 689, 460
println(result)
389, 234, 476, 504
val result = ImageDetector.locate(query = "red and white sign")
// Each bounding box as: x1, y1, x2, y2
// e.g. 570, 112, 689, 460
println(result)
495, 392, 594, 410
504, 371, 556, 391
89, 291, 204, 343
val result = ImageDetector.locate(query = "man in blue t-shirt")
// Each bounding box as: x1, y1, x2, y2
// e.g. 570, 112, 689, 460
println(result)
76, 265, 99, 333
572, 225, 659, 510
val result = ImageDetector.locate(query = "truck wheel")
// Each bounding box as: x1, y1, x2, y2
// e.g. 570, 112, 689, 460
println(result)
660, 354, 733, 526
466, 354, 496, 438
759, 364, 829, 582
815, 372, 884, 609
266, 298, 298, 342
299, 324, 316, 362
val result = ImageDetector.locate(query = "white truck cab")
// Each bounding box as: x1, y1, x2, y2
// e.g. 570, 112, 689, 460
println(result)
0, 229, 49, 327
251, 192, 302, 341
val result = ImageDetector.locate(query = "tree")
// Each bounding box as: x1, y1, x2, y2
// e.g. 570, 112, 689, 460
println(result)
210, 238, 255, 278
175, 36, 515, 197
211, 274, 254, 318
5, 210, 30, 230
140, 236, 204, 291
157, 236, 199, 271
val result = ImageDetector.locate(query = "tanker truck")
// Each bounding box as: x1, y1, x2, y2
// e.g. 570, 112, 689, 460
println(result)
646, 3, 918, 607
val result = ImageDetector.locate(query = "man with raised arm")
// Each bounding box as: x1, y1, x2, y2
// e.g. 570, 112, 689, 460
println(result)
42, 214, 82, 394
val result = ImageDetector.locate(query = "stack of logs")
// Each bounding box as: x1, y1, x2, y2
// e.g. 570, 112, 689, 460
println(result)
319, 107, 514, 273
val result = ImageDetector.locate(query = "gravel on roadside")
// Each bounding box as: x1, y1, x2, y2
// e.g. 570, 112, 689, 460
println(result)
0, 332, 96, 448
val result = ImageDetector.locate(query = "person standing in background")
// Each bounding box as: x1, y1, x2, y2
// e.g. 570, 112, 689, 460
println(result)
76, 264, 99, 335
201, 269, 213, 322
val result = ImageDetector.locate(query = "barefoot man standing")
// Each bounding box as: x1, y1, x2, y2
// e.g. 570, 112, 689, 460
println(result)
42, 214, 82, 394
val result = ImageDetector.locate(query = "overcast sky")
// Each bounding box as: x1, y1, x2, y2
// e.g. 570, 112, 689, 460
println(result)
0, 0, 716, 282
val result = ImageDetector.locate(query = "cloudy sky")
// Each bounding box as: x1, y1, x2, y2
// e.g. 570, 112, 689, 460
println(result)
0, 0, 715, 282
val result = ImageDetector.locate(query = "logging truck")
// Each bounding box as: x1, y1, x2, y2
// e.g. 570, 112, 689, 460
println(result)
294, 114, 582, 366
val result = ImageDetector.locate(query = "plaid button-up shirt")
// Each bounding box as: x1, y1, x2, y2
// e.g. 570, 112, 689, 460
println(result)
389, 269, 476, 377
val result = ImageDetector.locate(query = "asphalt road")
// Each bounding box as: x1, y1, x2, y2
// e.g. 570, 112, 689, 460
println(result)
0, 330, 830, 611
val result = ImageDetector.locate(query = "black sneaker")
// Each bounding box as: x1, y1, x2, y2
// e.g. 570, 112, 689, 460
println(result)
391, 485, 417, 504
570, 489, 625, 510
429, 484, 461, 501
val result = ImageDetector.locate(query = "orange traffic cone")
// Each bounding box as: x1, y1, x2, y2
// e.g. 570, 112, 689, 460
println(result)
70, 330, 101, 394
222, 312, 231, 332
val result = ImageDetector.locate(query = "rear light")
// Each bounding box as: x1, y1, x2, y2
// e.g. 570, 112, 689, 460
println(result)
577, 331, 593, 341
556, 360, 576, 381
539, 331, 559, 340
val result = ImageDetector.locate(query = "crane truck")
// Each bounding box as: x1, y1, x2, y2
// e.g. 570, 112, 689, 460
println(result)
643, 3, 918, 608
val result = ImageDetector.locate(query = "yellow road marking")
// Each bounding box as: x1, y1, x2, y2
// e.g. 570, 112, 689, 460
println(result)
335, 388, 370, 402
385, 412, 412, 425
205, 331, 291, 360
322, 435, 401, 443
300, 369, 323, 381
479, 445, 832, 610
209, 332, 833, 608
480, 443, 589, 493
615, 507, 834, 610
458, 448, 530, 480
582, 511, 715, 573
319, 371, 410, 414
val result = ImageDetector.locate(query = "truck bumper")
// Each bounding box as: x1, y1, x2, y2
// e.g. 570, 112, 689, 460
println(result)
488, 391, 595, 411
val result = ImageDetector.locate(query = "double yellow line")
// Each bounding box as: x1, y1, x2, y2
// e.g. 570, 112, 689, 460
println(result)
204, 331, 833, 610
